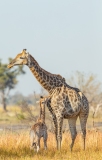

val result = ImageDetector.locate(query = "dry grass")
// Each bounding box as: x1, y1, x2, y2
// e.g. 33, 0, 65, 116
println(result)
0, 106, 102, 159
0, 130, 102, 160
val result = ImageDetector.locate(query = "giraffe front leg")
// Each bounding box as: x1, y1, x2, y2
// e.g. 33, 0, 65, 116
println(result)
68, 116, 78, 151
52, 116, 57, 141
36, 139, 40, 152
50, 115, 58, 147
56, 117, 63, 150
43, 131, 48, 150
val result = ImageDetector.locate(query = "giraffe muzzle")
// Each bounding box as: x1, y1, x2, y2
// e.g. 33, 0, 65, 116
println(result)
7, 59, 16, 68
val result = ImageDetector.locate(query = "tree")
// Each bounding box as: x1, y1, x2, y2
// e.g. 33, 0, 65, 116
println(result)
0, 58, 25, 111
67, 71, 102, 107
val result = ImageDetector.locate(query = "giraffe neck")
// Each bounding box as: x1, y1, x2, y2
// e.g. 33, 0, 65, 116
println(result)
40, 104, 45, 123
27, 54, 64, 93
27, 54, 81, 93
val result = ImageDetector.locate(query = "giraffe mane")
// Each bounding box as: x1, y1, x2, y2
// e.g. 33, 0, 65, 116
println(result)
28, 53, 66, 83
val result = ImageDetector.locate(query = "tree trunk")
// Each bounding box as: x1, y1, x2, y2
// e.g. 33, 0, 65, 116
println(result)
2, 91, 7, 112
3, 99, 7, 111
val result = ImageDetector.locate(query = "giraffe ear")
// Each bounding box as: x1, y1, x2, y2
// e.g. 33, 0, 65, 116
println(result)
26, 52, 30, 57
22, 49, 27, 56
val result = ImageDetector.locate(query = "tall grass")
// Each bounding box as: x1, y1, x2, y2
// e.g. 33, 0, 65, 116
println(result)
0, 129, 102, 160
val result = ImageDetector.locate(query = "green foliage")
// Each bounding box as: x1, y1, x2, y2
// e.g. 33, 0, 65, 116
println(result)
0, 58, 25, 91
16, 113, 26, 120
0, 58, 26, 110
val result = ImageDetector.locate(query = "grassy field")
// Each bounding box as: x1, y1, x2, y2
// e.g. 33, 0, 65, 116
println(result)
0, 130, 102, 160
0, 106, 102, 160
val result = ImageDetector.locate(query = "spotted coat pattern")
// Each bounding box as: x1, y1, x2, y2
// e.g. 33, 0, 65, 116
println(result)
7, 49, 89, 151
43, 86, 89, 151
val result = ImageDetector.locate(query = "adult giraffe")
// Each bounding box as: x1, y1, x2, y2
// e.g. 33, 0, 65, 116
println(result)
7, 49, 89, 151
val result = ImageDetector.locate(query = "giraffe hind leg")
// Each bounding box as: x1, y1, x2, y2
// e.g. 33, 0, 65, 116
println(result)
43, 139, 47, 150
68, 116, 78, 151
79, 113, 88, 150
43, 132, 48, 150
51, 115, 58, 145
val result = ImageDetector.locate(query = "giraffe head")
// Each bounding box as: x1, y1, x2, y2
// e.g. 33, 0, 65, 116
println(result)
7, 49, 30, 68
40, 96, 46, 105
39, 96, 50, 108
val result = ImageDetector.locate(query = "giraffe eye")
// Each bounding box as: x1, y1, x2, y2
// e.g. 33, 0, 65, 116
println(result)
20, 57, 24, 59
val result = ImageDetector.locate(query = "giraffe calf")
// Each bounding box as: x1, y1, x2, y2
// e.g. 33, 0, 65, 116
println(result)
30, 96, 48, 152
30, 119, 47, 152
